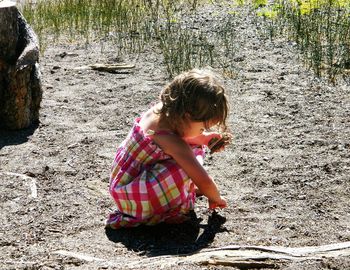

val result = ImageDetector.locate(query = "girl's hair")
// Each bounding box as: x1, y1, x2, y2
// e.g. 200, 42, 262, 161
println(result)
158, 69, 229, 135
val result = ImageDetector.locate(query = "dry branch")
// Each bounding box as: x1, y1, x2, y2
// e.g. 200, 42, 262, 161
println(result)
52, 242, 350, 269
0, 171, 37, 198
74, 63, 135, 73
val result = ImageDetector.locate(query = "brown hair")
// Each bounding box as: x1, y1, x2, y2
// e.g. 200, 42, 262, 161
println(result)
158, 69, 229, 135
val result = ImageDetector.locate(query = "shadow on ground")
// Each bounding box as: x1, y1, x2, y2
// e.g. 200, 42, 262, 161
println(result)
0, 122, 39, 149
105, 211, 227, 256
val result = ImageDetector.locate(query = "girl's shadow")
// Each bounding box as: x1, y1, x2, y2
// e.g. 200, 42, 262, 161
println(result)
105, 211, 227, 256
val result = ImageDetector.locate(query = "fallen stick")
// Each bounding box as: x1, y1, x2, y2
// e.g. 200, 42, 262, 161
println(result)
51, 242, 350, 269
203, 259, 277, 269
199, 241, 350, 257
53, 250, 105, 263
74, 63, 135, 73
0, 171, 37, 198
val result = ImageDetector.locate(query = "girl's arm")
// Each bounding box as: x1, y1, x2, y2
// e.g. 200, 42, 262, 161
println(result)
184, 131, 221, 146
153, 134, 226, 208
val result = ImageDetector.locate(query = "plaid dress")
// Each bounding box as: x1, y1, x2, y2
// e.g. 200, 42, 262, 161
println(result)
107, 117, 205, 228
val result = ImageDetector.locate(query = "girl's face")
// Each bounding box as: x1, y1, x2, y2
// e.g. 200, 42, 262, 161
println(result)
182, 120, 216, 138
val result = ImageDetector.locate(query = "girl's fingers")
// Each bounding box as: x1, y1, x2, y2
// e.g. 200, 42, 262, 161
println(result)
208, 132, 232, 153
209, 198, 227, 209
206, 133, 222, 146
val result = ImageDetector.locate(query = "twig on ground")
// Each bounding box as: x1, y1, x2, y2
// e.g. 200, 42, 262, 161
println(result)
51, 242, 350, 269
0, 171, 37, 198
74, 63, 135, 73
53, 250, 105, 263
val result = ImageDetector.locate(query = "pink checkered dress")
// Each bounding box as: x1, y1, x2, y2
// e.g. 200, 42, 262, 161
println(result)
107, 117, 205, 228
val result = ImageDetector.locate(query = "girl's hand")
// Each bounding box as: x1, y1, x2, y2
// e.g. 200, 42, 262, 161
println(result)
184, 132, 221, 146
202, 131, 222, 146
208, 132, 232, 154
209, 197, 227, 209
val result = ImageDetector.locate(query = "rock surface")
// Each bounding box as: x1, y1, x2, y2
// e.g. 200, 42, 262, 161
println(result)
0, 3, 42, 129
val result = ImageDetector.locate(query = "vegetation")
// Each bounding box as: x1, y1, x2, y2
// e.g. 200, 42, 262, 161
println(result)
22, 0, 225, 77
21, 0, 350, 81
256, 0, 350, 82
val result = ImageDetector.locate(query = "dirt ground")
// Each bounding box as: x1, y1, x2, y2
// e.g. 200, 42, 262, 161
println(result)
1, 4, 350, 270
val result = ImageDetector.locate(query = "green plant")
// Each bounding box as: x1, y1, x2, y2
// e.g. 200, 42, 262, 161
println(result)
255, 0, 350, 82
22, 0, 241, 78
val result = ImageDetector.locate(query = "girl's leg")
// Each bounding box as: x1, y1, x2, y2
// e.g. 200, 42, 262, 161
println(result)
146, 146, 205, 223
107, 146, 205, 228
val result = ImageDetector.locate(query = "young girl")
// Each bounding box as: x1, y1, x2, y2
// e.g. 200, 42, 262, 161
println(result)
107, 69, 230, 229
